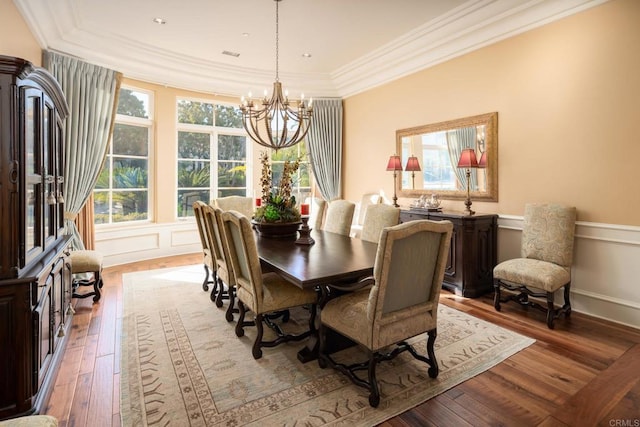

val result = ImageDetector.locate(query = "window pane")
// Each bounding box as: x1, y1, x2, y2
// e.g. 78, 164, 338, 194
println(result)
218, 134, 246, 161
113, 123, 148, 156
218, 162, 246, 188
299, 163, 310, 187
177, 100, 213, 125
271, 163, 284, 186
178, 189, 210, 217
215, 104, 243, 128
178, 131, 210, 159
117, 88, 149, 118
112, 190, 148, 222
95, 161, 111, 189
94, 191, 109, 224
271, 145, 299, 162
112, 158, 148, 189
178, 161, 210, 188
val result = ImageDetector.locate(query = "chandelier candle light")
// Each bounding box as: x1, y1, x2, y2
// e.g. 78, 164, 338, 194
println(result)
239, 0, 313, 151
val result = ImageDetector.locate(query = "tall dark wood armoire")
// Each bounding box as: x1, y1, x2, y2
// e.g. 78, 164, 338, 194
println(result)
0, 55, 73, 420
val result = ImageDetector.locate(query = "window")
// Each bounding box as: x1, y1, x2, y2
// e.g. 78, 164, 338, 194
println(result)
401, 132, 456, 190
270, 143, 312, 203
94, 87, 152, 224
177, 99, 247, 217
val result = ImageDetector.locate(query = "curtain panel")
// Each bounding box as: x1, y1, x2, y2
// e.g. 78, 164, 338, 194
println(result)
446, 127, 478, 191
43, 51, 122, 249
306, 98, 343, 200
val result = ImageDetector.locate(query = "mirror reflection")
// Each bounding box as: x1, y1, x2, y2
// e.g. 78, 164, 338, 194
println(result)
396, 112, 498, 202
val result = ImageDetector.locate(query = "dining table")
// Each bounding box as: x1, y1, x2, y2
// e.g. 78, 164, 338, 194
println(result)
254, 228, 378, 362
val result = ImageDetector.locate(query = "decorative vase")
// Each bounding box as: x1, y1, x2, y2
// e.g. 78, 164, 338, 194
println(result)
252, 220, 302, 239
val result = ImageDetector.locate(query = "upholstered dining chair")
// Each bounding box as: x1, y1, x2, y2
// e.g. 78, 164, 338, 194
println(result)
318, 219, 453, 407
494, 203, 577, 329
360, 203, 401, 243
213, 195, 254, 219
308, 197, 327, 230
193, 201, 216, 294
202, 204, 238, 320
221, 210, 318, 359
351, 192, 382, 238
323, 199, 356, 236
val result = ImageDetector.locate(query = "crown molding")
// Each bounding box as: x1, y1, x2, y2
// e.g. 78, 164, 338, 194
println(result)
14, 0, 608, 99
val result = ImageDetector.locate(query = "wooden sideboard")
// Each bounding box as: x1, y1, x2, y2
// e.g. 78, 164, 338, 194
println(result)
399, 209, 498, 298
0, 55, 73, 419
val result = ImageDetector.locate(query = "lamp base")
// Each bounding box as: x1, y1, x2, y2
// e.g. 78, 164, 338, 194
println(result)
295, 216, 315, 245
464, 198, 475, 216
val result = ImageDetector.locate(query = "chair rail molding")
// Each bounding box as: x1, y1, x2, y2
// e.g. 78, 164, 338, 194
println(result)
497, 216, 640, 328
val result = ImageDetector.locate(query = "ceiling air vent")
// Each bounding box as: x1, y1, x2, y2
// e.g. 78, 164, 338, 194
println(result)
222, 50, 240, 58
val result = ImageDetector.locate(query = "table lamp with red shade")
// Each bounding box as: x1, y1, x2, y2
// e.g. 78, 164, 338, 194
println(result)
404, 155, 421, 190
386, 154, 403, 208
457, 148, 479, 215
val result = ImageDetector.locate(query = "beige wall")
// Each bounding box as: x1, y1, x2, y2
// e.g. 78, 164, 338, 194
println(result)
344, 0, 640, 226
0, 0, 42, 65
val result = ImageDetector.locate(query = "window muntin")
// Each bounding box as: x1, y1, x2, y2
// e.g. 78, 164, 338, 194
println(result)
176, 99, 248, 217
94, 87, 152, 224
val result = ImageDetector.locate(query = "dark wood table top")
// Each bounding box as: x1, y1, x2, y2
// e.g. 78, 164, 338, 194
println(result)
255, 229, 378, 289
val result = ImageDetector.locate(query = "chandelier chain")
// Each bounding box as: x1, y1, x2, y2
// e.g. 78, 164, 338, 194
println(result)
275, 0, 279, 82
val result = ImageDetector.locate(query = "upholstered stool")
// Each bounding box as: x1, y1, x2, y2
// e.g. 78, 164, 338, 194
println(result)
0, 415, 58, 426
69, 250, 104, 302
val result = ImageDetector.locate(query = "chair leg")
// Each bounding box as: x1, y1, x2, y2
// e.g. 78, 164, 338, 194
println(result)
317, 323, 328, 369
367, 351, 380, 408
252, 313, 264, 360
426, 329, 439, 378
215, 277, 225, 308
202, 264, 210, 292
235, 300, 246, 337
546, 291, 556, 329
92, 272, 102, 302
209, 270, 218, 303
225, 286, 236, 322
494, 279, 502, 311
563, 282, 572, 317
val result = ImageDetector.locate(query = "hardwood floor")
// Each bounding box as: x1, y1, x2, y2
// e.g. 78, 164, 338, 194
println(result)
45, 254, 640, 426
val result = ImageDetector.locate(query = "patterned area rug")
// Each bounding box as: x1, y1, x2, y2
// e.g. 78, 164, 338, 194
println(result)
120, 265, 534, 426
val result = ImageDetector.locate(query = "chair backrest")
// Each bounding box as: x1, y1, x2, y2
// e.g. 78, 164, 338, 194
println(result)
323, 199, 356, 236
193, 201, 214, 265
204, 205, 235, 286
368, 220, 453, 321
213, 196, 254, 219
360, 204, 401, 243
221, 210, 264, 311
309, 197, 327, 230
521, 203, 577, 268
356, 192, 382, 225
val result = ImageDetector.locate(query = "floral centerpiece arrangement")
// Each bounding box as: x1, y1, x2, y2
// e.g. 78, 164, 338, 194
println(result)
253, 151, 301, 224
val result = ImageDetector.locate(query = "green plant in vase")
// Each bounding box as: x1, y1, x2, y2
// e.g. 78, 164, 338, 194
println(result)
253, 151, 301, 224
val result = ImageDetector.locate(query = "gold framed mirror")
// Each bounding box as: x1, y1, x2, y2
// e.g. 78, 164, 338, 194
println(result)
396, 112, 498, 202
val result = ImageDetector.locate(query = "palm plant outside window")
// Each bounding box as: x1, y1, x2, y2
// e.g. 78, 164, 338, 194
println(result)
177, 99, 248, 217
94, 88, 151, 224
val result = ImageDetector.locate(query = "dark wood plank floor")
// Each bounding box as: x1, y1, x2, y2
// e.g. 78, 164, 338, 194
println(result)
45, 254, 640, 426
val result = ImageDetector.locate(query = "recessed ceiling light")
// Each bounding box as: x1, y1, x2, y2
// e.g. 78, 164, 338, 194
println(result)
152, 18, 166, 25
242, 32, 250, 37
302, 53, 312, 58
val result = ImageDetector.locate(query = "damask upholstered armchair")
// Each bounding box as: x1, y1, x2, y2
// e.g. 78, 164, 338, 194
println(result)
202, 205, 238, 320
221, 211, 318, 359
213, 195, 254, 218
360, 203, 400, 243
318, 220, 453, 407
193, 201, 216, 294
323, 199, 356, 236
493, 203, 577, 329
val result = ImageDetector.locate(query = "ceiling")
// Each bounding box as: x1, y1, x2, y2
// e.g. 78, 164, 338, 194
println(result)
14, 0, 605, 98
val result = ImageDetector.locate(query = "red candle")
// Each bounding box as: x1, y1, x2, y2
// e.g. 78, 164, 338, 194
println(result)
300, 203, 309, 215
255, 198, 262, 207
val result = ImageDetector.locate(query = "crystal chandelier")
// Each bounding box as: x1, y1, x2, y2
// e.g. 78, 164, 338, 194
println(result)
239, 0, 313, 150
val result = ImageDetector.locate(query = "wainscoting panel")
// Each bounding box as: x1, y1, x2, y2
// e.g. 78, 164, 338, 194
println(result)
96, 222, 200, 267
497, 215, 640, 328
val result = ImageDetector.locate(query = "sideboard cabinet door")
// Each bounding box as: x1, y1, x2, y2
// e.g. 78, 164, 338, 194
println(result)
399, 210, 498, 298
